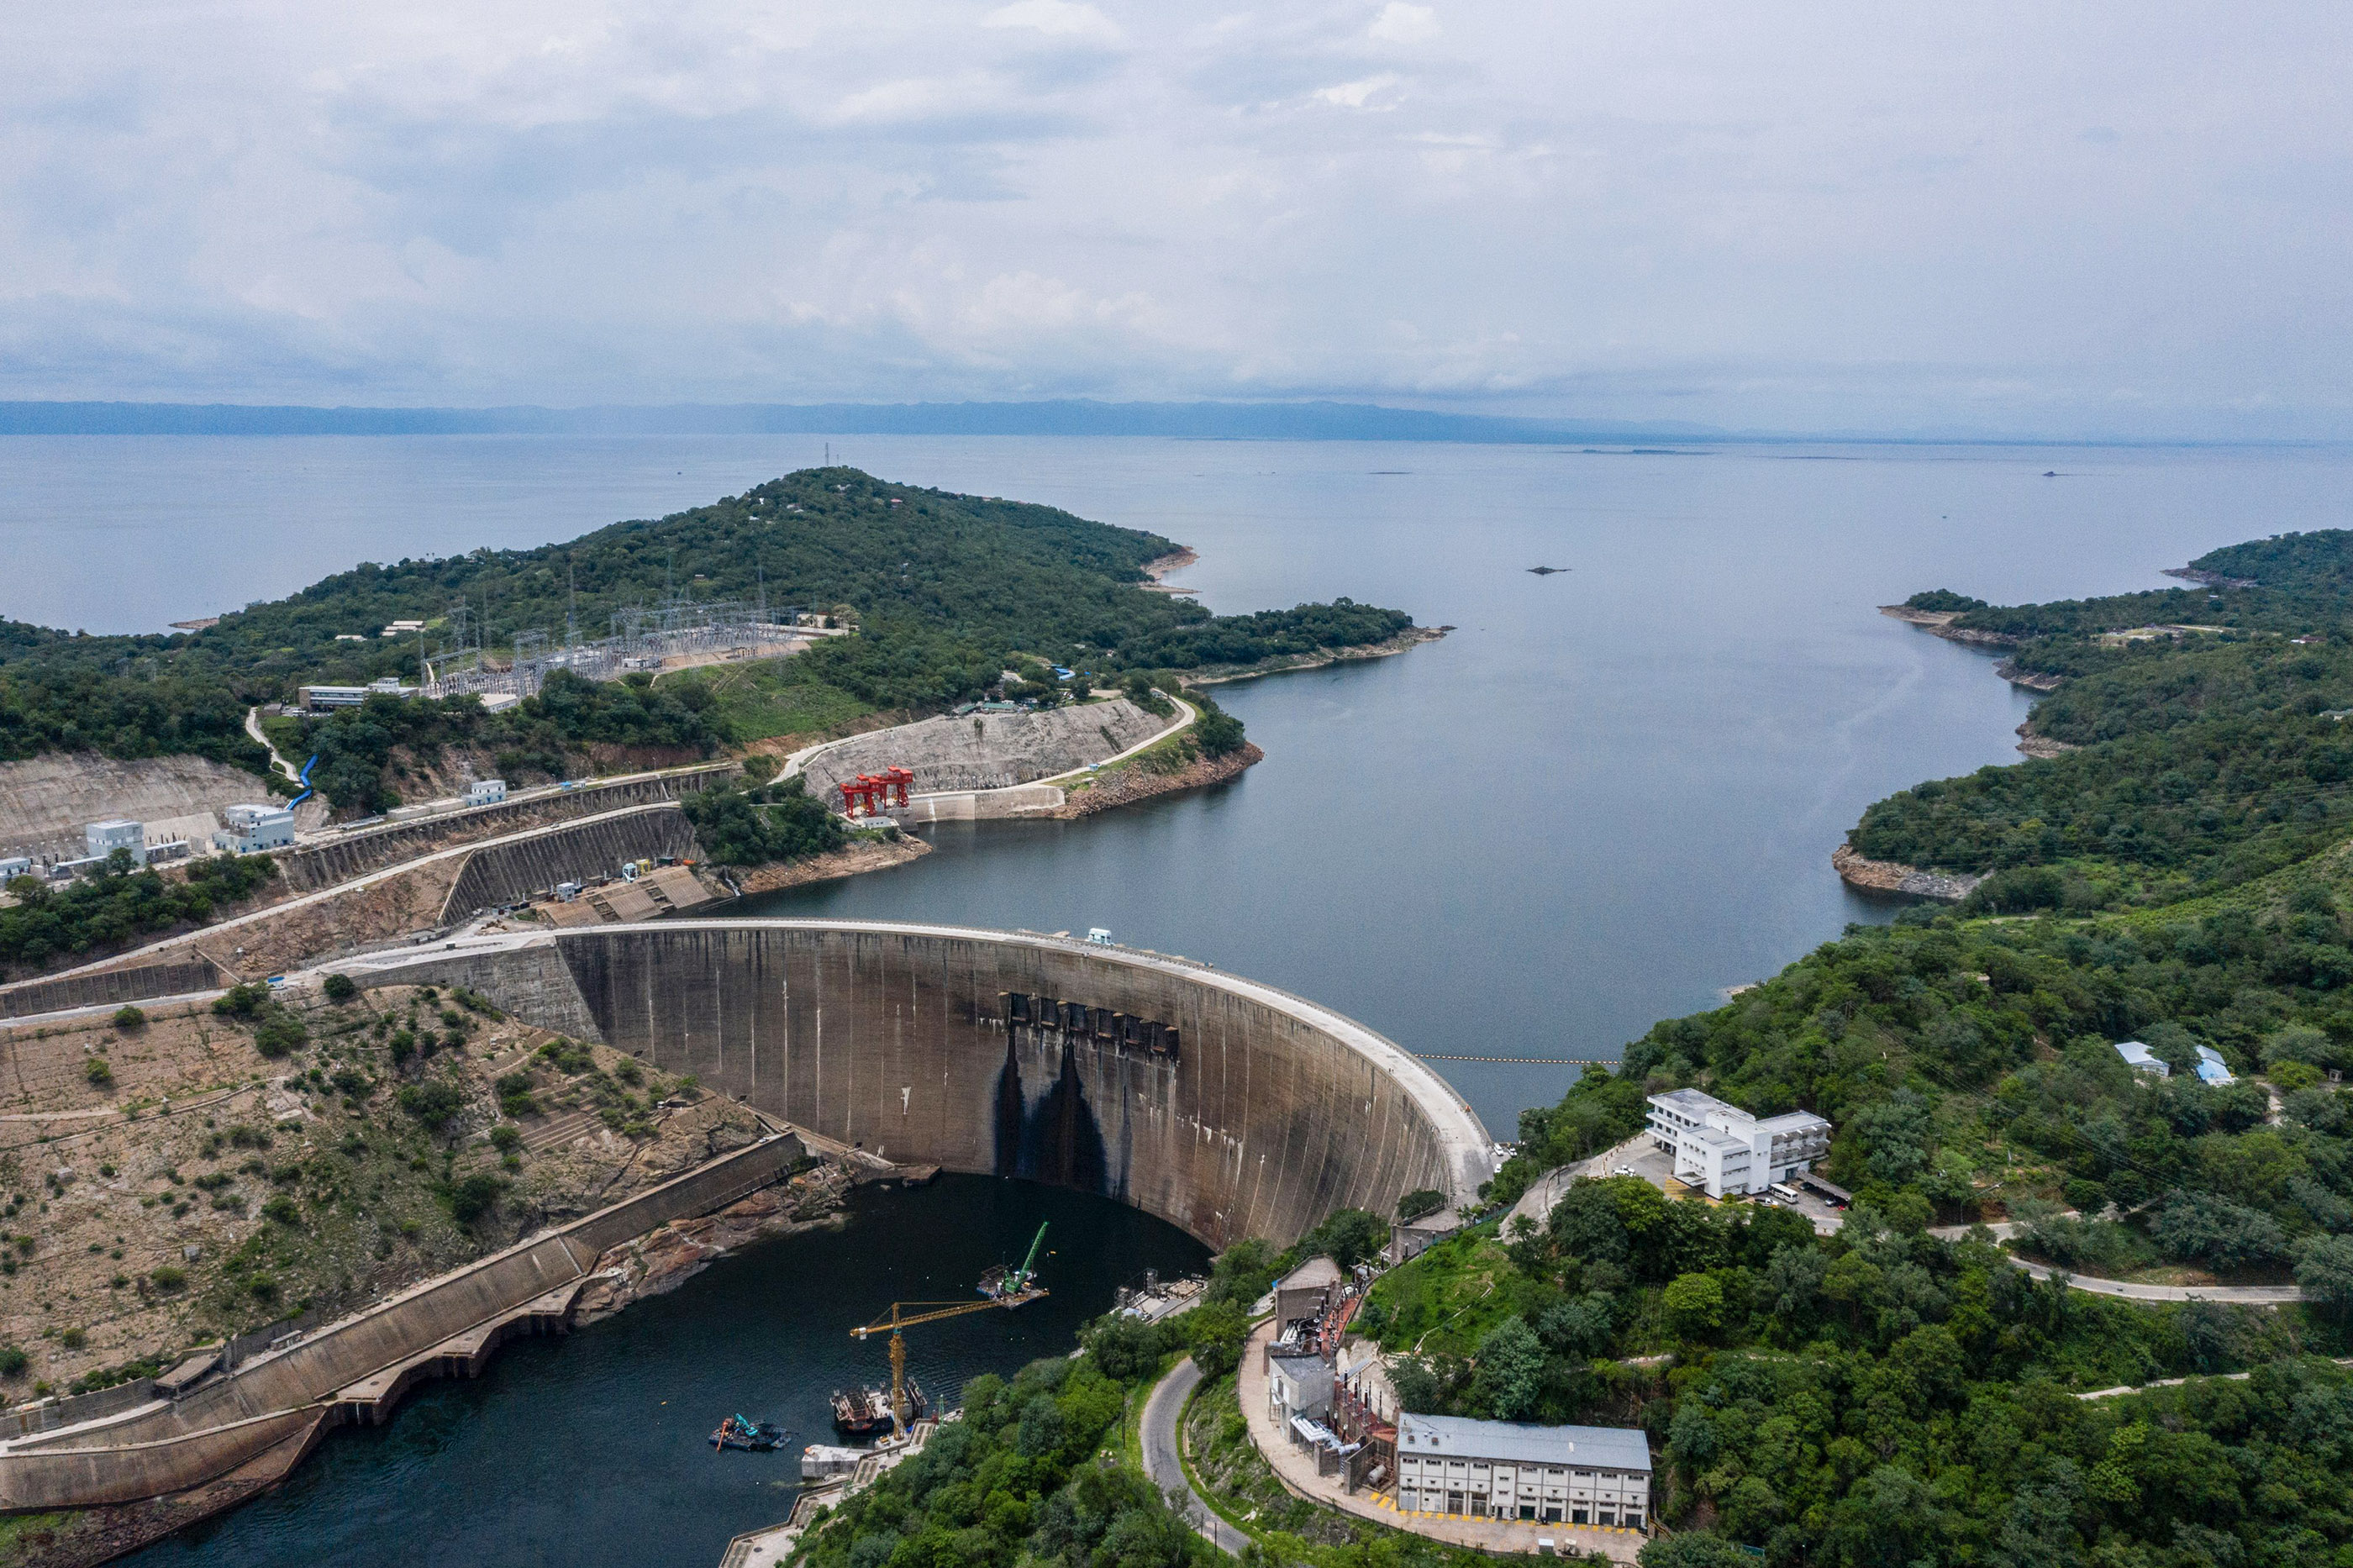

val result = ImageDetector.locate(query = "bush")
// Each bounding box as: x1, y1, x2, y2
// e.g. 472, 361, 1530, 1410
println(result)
494, 1071, 537, 1118
83, 1057, 113, 1088
322, 972, 357, 1002
111, 1005, 145, 1031
212, 982, 268, 1018
261, 1195, 301, 1226
397, 1079, 466, 1130
251, 1008, 307, 1060
1397, 1188, 1446, 1224
146, 1265, 186, 1291
446, 1172, 506, 1227
489, 1123, 523, 1153
0, 1346, 26, 1377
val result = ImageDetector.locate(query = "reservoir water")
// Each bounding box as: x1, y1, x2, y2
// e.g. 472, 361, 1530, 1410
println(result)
1, 434, 2345, 1563
123, 1176, 1207, 1568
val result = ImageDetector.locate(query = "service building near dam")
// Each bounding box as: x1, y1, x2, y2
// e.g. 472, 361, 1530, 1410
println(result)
0, 920, 1495, 1519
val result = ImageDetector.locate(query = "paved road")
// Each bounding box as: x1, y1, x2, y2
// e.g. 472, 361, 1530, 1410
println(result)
2009, 1256, 2304, 1303
1, 798, 684, 991
1140, 1357, 1247, 1556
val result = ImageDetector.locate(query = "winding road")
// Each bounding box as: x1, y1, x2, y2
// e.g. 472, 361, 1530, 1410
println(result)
1140, 1358, 1246, 1556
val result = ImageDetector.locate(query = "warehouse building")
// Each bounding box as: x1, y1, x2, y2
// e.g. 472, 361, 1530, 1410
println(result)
1392, 1413, 1651, 1530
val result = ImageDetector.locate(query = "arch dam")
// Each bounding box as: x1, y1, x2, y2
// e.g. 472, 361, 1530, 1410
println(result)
0, 920, 1490, 1515
361, 920, 1493, 1250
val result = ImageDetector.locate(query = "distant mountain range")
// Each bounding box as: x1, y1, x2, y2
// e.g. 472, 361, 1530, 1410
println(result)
0, 398, 1724, 444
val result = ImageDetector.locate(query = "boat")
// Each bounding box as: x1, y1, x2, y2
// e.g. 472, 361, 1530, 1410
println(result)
709, 1413, 787, 1451
979, 1222, 1049, 1306
831, 1378, 923, 1438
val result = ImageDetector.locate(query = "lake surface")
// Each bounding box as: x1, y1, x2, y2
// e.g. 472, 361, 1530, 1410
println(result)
8, 433, 2348, 1565
123, 1175, 1206, 1568
8, 435, 2351, 1132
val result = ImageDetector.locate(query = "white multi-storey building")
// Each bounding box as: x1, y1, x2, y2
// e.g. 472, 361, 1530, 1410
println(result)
466, 779, 508, 806
1392, 1413, 1650, 1530
215, 804, 297, 854
1645, 1087, 1830, 1198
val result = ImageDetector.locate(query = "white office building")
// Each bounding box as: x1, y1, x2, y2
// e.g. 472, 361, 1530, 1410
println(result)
1646, 1087, 1830, 1198
215, 804, 297, 854
85, 819, 146, 865
297, 677, 418, 711
466, 779, 508, 806
1392, 1413, 1650, 1531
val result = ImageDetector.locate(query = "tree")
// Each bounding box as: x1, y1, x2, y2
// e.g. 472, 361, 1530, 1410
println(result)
1190, 699, 1245, 760
322, 972, 357, 1002
1639, 1533, 1755, 1568
1466, 1315, 1546, 1419
1185, 1302, 1247, 1378
1661, 1273, 1727, 1343
2297, 1234, 2353, 1318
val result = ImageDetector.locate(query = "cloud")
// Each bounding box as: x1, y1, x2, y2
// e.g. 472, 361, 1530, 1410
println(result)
1312, 73, 1404, 109
982, 0, 1121, 43
1368, 3, 1440, 45
3, 1, 2353, 437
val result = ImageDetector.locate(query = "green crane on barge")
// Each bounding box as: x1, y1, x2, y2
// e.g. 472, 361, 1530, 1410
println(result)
850, 1223, 1052, 1437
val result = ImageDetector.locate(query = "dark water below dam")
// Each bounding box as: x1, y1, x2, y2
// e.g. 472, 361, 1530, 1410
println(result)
121, 1176, 1206, 1568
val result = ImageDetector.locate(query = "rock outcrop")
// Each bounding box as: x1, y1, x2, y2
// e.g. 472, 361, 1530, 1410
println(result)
574, 1162, 852, 1322
1832, 843, 1985, 903
1052, 744, 1261, 818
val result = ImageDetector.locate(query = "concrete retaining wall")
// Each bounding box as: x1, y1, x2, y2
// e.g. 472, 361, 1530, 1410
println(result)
350, 923, 1492, 1252
438, 807, 703, 922
0, 1132, 804, 1511
0, 956, 225, 1019
271, 766, 735, 893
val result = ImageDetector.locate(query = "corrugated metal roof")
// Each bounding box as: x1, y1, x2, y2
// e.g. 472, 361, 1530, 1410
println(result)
1395, 1413, 1650, 1472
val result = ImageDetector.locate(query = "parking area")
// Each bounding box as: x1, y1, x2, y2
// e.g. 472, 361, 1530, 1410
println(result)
1508, 1134, 1846, 1234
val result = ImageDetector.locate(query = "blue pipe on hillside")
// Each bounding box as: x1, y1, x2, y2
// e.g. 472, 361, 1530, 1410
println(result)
289, 754, 318, 808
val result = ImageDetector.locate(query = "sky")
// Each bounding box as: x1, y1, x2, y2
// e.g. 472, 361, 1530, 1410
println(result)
5, 2, 2350, 439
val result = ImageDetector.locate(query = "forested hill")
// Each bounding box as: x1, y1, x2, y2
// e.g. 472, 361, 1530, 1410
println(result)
1852, 529, 2353, 910
1925, 528, 2353, 644
1441, 531, 2353, 1566
0, 468, 1414, 773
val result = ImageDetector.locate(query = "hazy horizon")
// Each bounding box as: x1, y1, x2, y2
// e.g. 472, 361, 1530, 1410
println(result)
9, 3, 2351, 441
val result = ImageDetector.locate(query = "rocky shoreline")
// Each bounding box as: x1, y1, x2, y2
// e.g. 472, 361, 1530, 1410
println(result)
723, 834, 930, 895
1052, 742, 1262, 818
1185, 624, 1448, 686
576, 1160, 852, 1323
1877, 605, 2018, 649
1832, 843, 1985, 903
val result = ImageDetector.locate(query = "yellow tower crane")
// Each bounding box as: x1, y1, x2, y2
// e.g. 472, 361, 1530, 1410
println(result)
851, 1286, 1049, 1436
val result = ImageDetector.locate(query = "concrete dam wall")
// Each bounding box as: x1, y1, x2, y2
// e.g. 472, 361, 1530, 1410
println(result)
438, 806, 703, 921
346, 922, 1493, 1251
272, 765, 735, 894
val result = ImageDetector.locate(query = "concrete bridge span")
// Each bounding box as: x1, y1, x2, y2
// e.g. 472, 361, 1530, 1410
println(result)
349, 920, 1493, 1250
